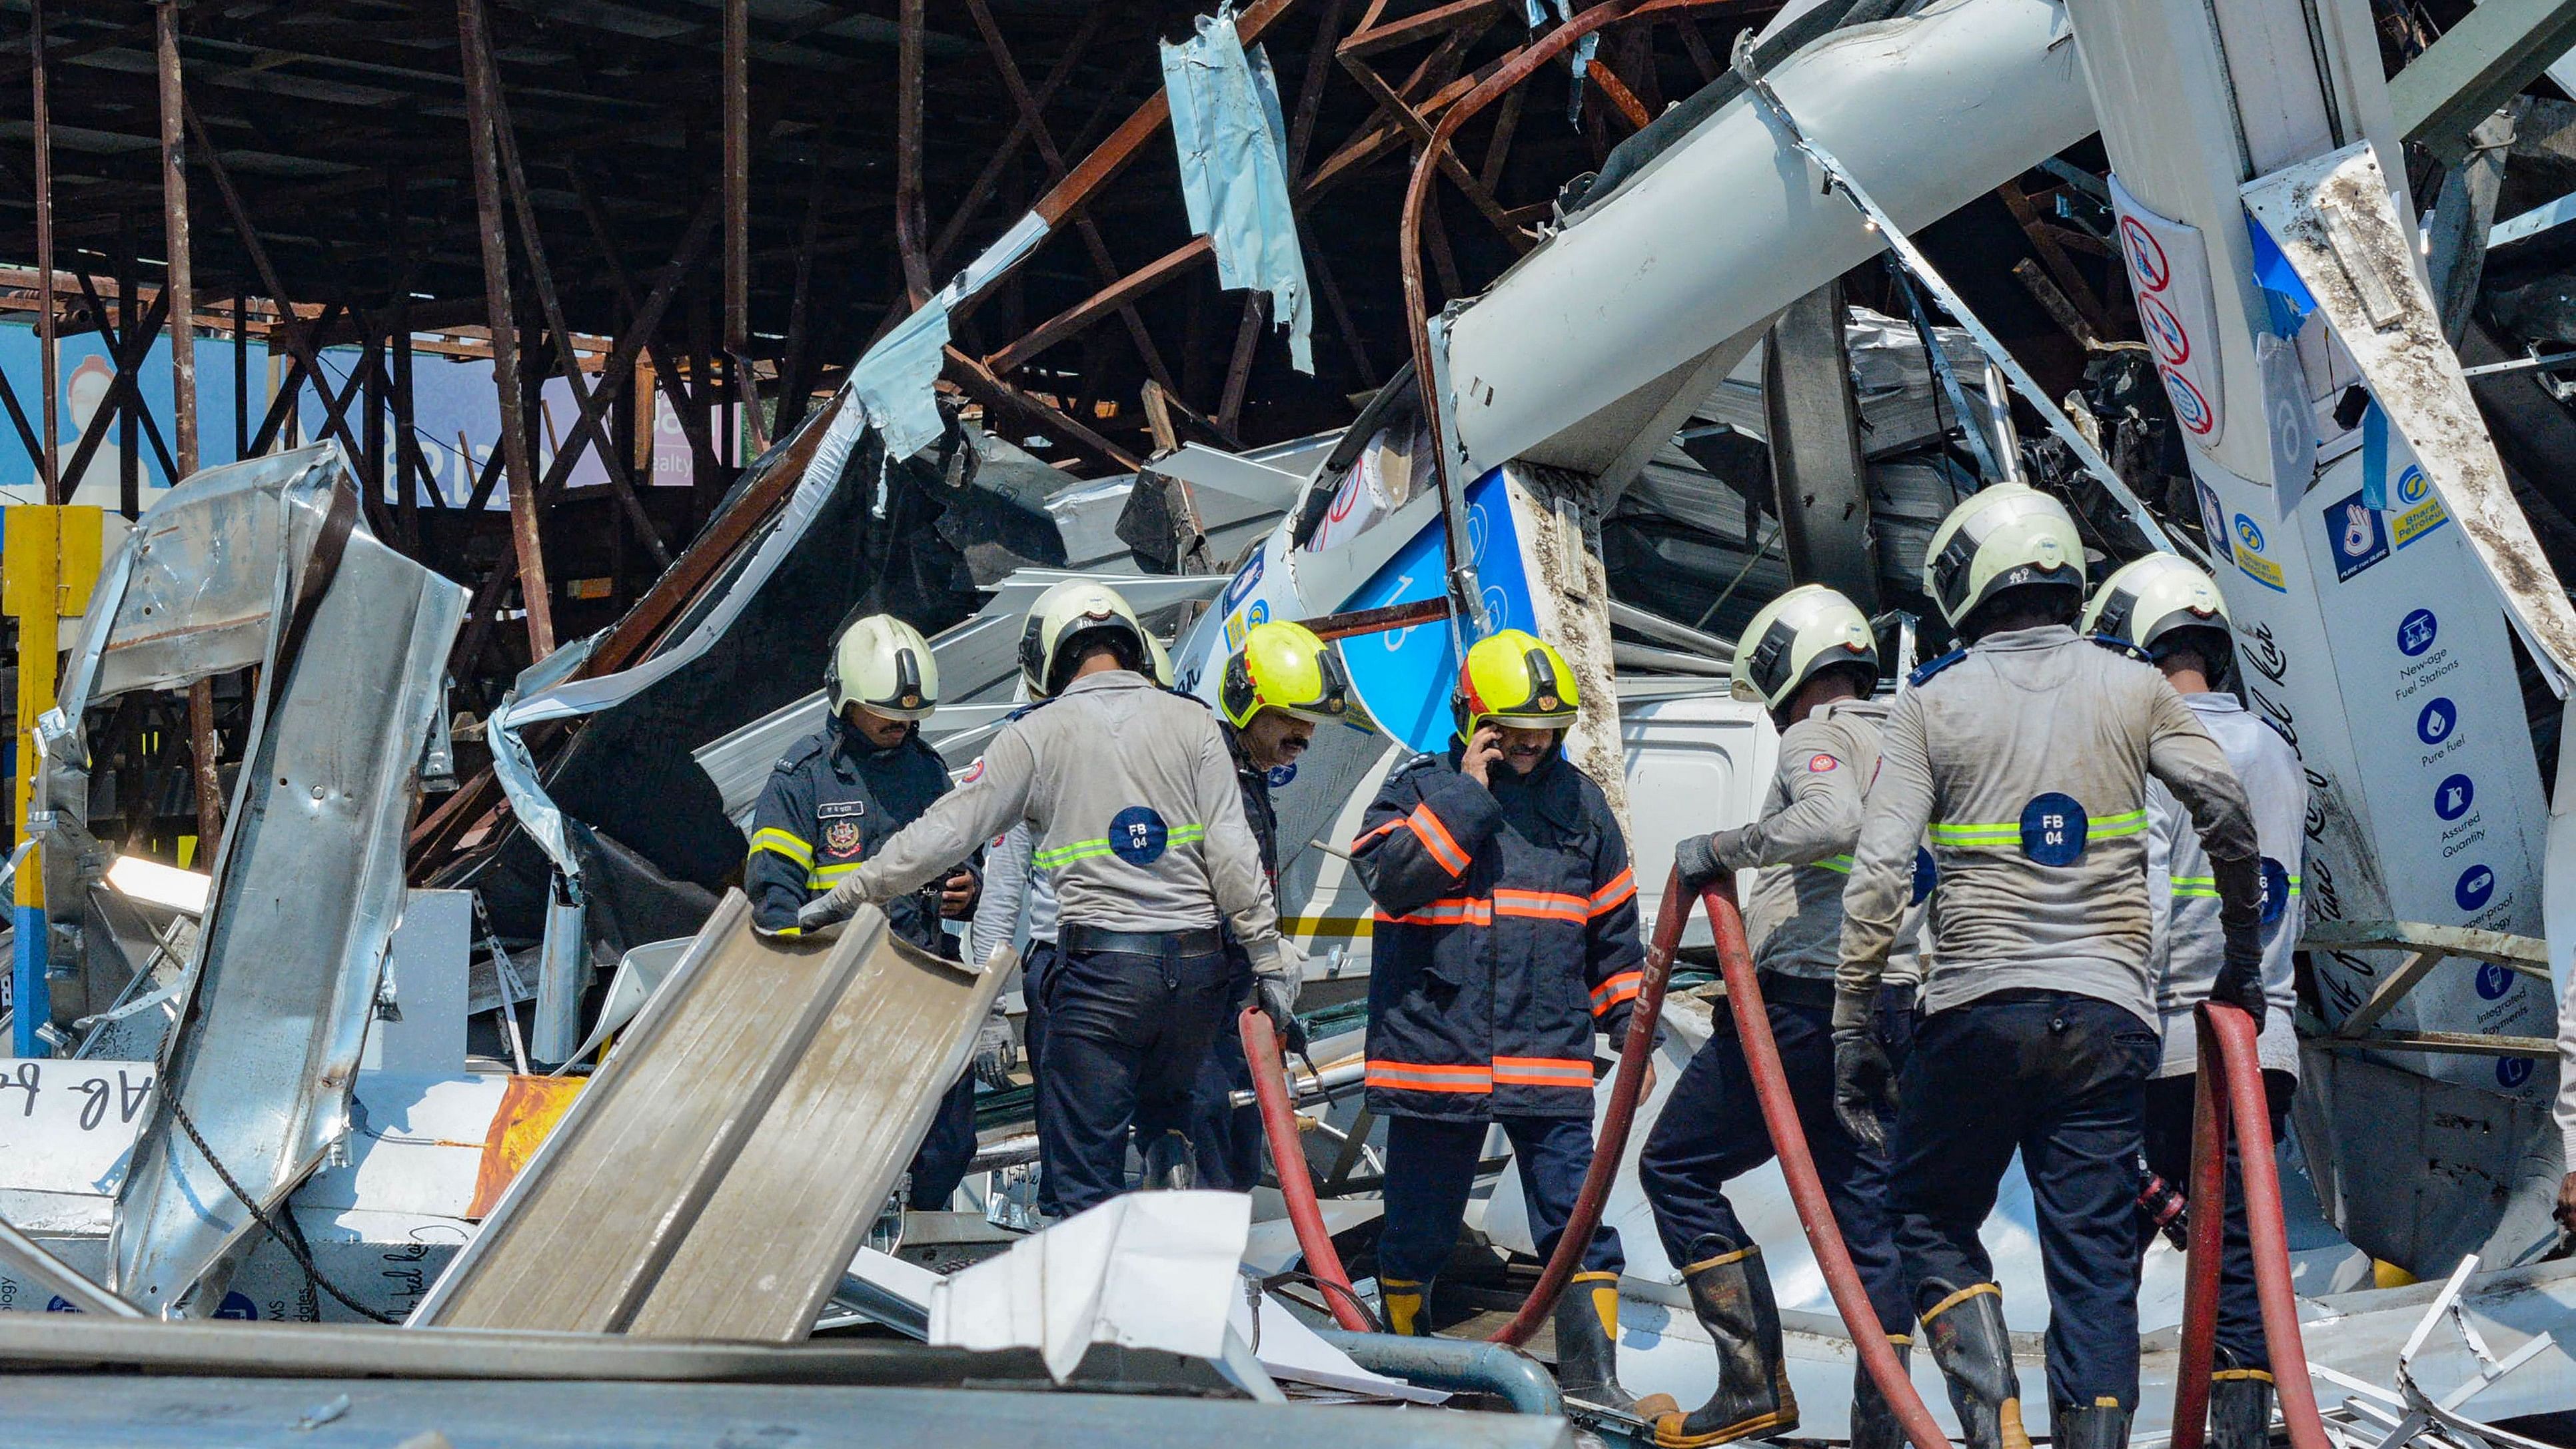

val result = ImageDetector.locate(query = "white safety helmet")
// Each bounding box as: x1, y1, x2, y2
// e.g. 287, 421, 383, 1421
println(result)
1147, 634, 1175, 688
1920, 484, 2086, 628
1018, 578, 1151, 697
828, 614, 939, 721
1732, 584, 1878, 713
2081, 554, 2230, 662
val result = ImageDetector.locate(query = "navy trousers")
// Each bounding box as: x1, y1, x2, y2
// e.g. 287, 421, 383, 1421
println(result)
1185, 943, 1265, 1191
1892, 991, 2159, 1412
1035, 938, 1235, 1216
2139, 1069, 2295, 1372
1638, 982, 1914, 1330
1377, 1113, 1626, 1285
910, 1071, 977, 1209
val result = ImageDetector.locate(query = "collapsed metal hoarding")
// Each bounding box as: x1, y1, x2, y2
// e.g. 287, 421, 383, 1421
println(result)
28, 443, 466, 1316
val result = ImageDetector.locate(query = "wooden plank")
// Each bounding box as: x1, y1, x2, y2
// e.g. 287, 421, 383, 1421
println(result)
2333, 948, 2447, 1039
2315, 1031, 2557, 1059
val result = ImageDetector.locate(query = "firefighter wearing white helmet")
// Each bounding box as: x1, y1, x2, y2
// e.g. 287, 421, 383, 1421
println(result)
1836, 487, 2263, 1449
2085, 556, 2307, 1449
746, 612, 990, 1207
801, 578, 1289, 1218
1349, 628, 1648, 1412
1643, 582, 1923, 1449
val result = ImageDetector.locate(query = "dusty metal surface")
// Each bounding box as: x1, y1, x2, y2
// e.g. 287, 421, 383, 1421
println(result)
412, 892, 1009, 1340
33, 444, 466, 1316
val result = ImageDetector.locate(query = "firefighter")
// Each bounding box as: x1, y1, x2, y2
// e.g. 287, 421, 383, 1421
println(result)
1351, 628, 1646, 1412
746, 614, 997, 1208
798, 580, 1293, 1218
1642, 584, 1920, 1449
1837, 486, 2263, 1449
1185, 620, 1351, 1189
2083, 556, 2305, 1449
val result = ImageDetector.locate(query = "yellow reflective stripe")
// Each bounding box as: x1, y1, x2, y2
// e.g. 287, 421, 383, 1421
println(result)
2170, 876, 2220, 898
1807, 854, 1855, 874
807, 862, 860, 887
750, 827, 814, 869
1928, 822, 2020, 844
1033, 823, 1207, 868
2092, 810, 2148, 835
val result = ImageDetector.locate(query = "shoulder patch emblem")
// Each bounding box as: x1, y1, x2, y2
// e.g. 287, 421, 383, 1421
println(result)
824, 819, 864, 857
962, 757, 987, 784
1807, 753, 1840, 773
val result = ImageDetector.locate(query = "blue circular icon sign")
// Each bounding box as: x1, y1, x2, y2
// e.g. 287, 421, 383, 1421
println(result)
1105, 806, 1171, 865
1265, 763, 1297, 789
2435, 773, 2475, 821
2398, 609, 2438, 658
2234, 514, 2266, 553
2476, 962, 2514, 1000
2417, 698, 2457, 745
2499, 1057, 2533, 1089
214, 1291, 259, 1320
2455, 863, 2496, 912
2020, 792, 2089, 867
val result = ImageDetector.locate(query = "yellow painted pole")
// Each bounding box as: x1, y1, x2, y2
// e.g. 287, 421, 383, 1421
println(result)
5, 504, 99, 1056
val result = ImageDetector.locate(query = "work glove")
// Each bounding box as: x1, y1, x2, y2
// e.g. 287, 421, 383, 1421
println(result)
2208, 855, 2268, 1034
972, 1009, 1018, 1091
1831, 990, 1899, 1153
1674, 832, 1728, 894
796, 893, 848, 934
1256, 970, 1302, 1039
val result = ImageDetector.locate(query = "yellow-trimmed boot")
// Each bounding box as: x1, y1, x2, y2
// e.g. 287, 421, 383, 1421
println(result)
1555, 1269, 1641, 1414
2208, 1368, 2274, 1449
1654, 1237, 1798, 1448
1381, 1277, 1431, 1337
1919, 1280, 2030, 1449
2055, 1399, 2132, 1449
1850, 1334, 1914, 1449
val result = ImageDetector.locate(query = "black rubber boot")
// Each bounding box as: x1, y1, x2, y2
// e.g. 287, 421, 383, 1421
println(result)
1380, 1276, 1431, 1337
1140, 1130, 1195, 1190
2054, 1400, 2133, 1449
1554, 1269, 1640, 1414
1654, 1236, 1798, 1448
2208, 1370, 2275, 1449
1850, 1334, 1914, 1449
1918, 1280, 2030, 1449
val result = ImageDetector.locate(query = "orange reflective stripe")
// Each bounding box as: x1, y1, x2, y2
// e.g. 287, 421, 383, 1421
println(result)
1493, 887, 1587, 923
1492, 1055, 1595, 1087
1366, 1060, 1494, 1093
1590, 970, 1643, 1014
1371, 897, 1493, 927
1407, 803, 1471, 875
1588, 867, 1637, 917
1351, 816, 1408, 853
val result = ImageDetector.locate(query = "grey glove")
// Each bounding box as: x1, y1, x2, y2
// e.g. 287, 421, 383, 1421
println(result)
2208, 855, 2267, 1033
796, 895, 844, 933
1257, 971, 1301, 1036
1831, 1024, 1899, 1153
973, 1011, 1018, 1091
1674, 832, 1727, 894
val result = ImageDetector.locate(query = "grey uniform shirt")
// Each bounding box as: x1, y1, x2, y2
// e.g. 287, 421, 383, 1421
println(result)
826, 670, 1285, 973
969, 820, 1059, 966
2145, 694, 2305, 1079
1713, 698, 1922, 987
1838, 624, 2259, 1026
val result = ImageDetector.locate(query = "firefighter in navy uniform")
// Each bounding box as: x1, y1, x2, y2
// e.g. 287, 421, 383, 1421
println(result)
1184, 620, 1351, 1190
746, 614, 999, 1208
1836, 488, 2263, 1449
2083, 556, 2307, 1449
1640, 584, 1922, 1449
1351, 628, 1647, 1412
798, 580, 1293, 1219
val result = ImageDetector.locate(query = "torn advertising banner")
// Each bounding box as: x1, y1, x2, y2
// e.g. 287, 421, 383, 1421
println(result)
1161, 8, 1314, 375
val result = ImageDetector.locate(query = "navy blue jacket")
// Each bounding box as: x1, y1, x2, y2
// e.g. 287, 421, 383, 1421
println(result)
1351, 746, 1643, 1121
746, 712, 968, 951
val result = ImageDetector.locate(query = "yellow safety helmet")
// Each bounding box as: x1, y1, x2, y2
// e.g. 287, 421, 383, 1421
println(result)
2081, 554, 2230, 661
1455, 628, 1580, 737
1732, 584, 1877, 714
1019, 579, 1150, 697
1921, 484, 2085, 627
1221, 620, 1351, 729
828, 614, 938, 721
1147, 635, 1175, 688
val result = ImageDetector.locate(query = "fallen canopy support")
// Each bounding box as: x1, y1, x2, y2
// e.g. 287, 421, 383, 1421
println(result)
2172, 1003, 2331, 1449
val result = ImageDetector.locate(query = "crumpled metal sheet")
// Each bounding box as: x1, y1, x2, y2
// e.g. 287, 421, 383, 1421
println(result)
38, 444, 467, 1316
1161, 9, 1313, 374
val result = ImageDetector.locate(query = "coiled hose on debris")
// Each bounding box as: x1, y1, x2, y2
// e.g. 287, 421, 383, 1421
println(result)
2171, 1003, 2329, 1449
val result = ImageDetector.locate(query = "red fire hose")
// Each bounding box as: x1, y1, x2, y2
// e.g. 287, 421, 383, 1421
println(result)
1702, 880, 1952, 1449
2171, 1003, 2329, 1449
1241, 1003, 1376, 1331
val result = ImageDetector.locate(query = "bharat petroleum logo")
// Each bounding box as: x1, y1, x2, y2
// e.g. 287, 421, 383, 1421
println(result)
2234, 515, 2266, 554
2396, 466, 2427, 506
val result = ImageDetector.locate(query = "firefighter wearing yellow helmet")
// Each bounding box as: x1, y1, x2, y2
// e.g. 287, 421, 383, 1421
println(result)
1347, 626, 1648, 1412
2086, 555, 2307, 1449
800, 578, 1290, 1218
1836, 488, 2263, 1449
745, 612, 990, 1208
1640, 582, 1923, 1449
